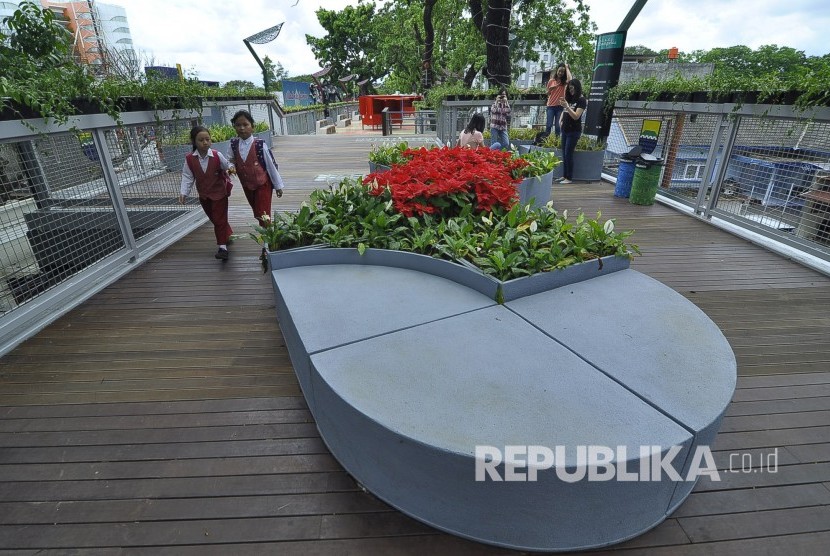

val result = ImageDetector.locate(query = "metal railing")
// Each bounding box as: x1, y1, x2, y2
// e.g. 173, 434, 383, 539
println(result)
379, 108, 439, 136
281, 103, 359, 135
438, 99, 547, 146
434, 97, 830, 264
0, 107, 216, 356
607, 100, 830, 262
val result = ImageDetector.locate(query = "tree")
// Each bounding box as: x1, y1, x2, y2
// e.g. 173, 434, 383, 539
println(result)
306, 4, 385, 88
224, 80, 256, 89
263, 57, 289, 90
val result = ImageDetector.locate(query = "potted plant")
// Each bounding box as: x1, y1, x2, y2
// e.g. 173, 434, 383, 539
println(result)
254, 145, 636, 286
530, 134, 605, 181
512, 149, 560, 209
368, 141, 410, 173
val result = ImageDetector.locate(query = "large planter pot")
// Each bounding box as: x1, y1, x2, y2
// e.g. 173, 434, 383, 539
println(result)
518, 171, 554, 210
554, 148, 605, 181
265, 246, 736, 552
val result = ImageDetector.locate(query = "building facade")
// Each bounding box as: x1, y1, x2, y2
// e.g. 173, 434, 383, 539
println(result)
2, 1, 136, 72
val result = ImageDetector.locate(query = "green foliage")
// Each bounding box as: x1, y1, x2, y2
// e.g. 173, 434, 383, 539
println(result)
368, 142, 411, 166
0, 1, 286, 125
508, 127, 538, 141
306, 0, 596, 94
606, 44, 830, 111
252, 178, 638, 282
512, 149, 560, 178
306, 3, 382, 88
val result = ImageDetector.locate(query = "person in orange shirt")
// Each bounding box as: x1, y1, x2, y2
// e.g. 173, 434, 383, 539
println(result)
545, 63, 572, 137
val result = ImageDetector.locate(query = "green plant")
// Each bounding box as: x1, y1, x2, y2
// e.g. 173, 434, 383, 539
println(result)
575, 135, 606, 151
254, 171, 638, 283
512, 149, 560, 178
541, 134, 561, 149
368, 142, 411, 166
508, 127, 538, 141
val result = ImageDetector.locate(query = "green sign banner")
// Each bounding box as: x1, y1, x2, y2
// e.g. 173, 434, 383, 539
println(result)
585, 31, 626, 137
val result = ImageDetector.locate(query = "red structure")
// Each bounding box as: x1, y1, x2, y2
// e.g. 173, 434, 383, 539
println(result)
359, 94, 422, 128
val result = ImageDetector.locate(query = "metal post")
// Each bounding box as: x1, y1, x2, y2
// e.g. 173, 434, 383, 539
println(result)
382, 108, 391, 136
701, 114, 740, 218
17, 142, 50, 210
92, 128, 137, 256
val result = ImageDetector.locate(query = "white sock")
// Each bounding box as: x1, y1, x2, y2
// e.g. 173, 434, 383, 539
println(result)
219, 245, 227, 250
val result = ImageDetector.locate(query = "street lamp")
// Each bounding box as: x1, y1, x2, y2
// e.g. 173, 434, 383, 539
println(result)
243, 22, 283, 91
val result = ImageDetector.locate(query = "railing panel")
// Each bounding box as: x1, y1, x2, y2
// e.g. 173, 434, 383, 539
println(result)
0, 111, 204, 356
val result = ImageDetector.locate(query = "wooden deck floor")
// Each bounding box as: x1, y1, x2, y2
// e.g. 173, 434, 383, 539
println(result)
1, 133, 829, 554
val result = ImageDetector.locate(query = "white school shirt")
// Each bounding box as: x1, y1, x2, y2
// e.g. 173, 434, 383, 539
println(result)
180, 149, 232, 196
230, 135, 285, 191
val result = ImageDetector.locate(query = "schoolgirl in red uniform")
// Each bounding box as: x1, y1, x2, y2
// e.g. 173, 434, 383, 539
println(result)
179, 125, 234, 260
228, 109, 284, 227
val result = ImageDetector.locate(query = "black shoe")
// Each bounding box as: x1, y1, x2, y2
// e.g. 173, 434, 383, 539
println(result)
215, 248, 229, 260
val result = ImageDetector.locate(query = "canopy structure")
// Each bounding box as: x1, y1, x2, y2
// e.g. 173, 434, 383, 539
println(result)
243, 23, 283, 91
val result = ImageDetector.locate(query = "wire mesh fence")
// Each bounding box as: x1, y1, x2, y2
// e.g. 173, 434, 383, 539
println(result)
438, 99, 547, 146
0, 120, 198, 315
607, 103, 830, 258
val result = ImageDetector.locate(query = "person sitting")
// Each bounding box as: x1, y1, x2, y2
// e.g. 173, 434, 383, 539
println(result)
458, 113, 485, 148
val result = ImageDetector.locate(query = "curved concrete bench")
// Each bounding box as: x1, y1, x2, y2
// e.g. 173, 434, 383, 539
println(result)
268, 248, 736, 552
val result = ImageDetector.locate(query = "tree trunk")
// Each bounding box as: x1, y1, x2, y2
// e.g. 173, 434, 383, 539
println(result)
463, 63, 479, 89
422, 0, 437, 90
484, 0, 512, 88
468, 0, 512, 88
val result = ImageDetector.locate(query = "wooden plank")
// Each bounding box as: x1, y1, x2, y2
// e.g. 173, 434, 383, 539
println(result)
672, 484, 830, 517
677, 505, 830, 543
0, 437, 329, 465
0, 492, 390, 524
0, 471, 353, 502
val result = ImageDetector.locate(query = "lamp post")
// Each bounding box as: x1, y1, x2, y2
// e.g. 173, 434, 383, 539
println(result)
243, 23, 283, 91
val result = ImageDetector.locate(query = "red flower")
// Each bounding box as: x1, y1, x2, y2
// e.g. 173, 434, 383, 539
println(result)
363, 146, 527, 217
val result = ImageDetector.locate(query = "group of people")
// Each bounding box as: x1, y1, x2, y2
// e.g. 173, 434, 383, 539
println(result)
179, 109, 285, 260
458, 62, 587, 185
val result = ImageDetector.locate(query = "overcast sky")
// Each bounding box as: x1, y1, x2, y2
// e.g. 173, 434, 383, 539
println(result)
116, 0, 830, 85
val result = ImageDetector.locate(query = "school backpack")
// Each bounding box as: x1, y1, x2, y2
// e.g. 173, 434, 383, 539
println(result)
230, 137, 278, 171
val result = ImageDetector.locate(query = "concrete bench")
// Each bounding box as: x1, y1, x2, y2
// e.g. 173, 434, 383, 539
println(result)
335, 117, 351, 128
316, 125, 336, 135
268, 248, 736, 552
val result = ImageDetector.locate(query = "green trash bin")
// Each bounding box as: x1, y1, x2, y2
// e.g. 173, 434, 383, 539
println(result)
629, 157, 663, 206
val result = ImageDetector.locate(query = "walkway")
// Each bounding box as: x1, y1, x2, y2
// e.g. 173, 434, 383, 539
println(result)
0, 133, 829, 554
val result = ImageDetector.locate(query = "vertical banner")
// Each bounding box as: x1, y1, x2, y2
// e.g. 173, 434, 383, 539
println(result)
584, 31, 626, 138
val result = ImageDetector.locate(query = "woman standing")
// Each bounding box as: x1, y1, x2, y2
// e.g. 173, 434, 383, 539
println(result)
545, 63, 571, 137
489, 88, 511, 151
558, 78, 587, 184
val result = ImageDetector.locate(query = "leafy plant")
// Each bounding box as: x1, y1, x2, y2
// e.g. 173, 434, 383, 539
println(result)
368, 142, 411, 166
508, 127, 539, 141
512, 149, 560, 178
253, 154, 638, 282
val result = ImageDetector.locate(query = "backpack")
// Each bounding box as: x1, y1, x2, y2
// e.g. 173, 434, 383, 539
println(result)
230, 137, 278, 171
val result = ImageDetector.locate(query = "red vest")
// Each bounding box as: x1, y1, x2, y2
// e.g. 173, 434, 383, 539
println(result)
185, 150, 228, 201
233, 139, 272, 191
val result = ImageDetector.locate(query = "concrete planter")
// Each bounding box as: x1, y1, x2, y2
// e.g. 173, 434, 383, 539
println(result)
528, 147, 604, 181
367, 161, 391, 174
518, 171, 554, 210
266, 246, 735, 552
